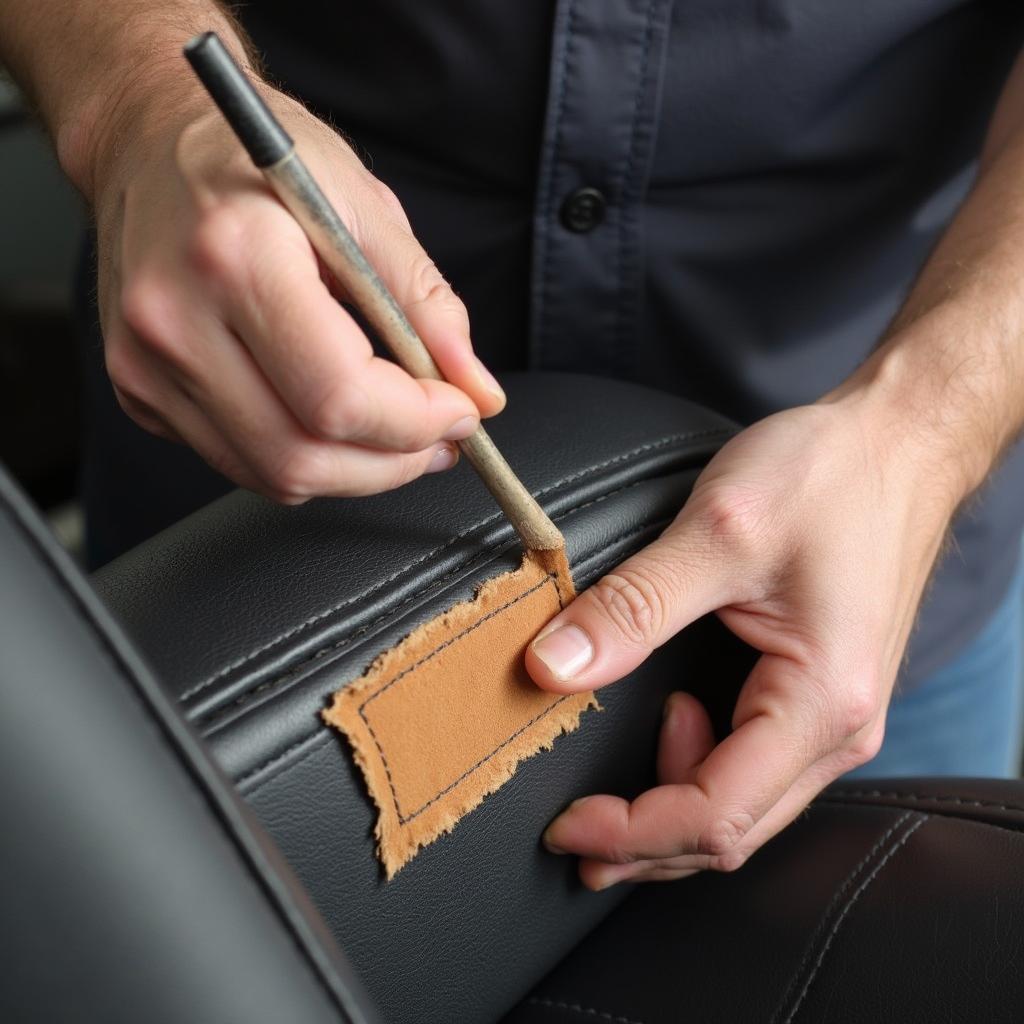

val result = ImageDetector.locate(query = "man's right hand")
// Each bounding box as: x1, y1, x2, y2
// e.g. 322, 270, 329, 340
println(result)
90, 86, 504, 502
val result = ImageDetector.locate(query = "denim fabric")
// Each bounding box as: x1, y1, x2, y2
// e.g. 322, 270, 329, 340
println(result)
849, 560, 1024, 780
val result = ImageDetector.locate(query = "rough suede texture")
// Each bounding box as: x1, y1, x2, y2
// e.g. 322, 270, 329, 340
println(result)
323, 548, 598, 877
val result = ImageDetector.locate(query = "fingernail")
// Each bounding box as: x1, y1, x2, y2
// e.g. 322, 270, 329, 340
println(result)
426, 444, 458, 473
530, 623, 594, 681
443, 415, 478, 442
542, 831, 567, 855
475, 357, 506, 404
591, 864, 639, 891
663, 692, 684, 724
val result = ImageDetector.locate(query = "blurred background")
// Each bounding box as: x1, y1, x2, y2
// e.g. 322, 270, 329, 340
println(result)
0, 72, 86, 554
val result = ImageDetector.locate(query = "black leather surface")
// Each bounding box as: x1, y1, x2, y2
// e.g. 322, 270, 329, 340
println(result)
9, 370, 1024, 1024
0, 467, 375, 1024
504, 778, 1024, 1024
94, 373, 753, 1024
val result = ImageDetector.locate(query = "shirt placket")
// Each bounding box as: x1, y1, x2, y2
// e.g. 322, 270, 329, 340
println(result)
530, 0, 676, 378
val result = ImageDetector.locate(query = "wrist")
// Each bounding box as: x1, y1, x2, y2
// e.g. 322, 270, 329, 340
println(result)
820, 331, 988, 517
54, 21, 255, 200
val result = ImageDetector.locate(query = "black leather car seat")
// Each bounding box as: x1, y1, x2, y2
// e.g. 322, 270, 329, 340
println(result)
3, 373, 1023, 1024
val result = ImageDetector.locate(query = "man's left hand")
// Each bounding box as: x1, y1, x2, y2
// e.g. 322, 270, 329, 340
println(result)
526, 393, 961, 889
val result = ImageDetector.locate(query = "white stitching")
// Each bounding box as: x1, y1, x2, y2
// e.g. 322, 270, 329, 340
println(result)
181, 429, 728, 702
769, 811, 913, 1024
237, 520, 671, 795
828, 788, 1024, 815
527, 997, 645, 1024
198, 476, 650, 725
779, 815, 927, 1024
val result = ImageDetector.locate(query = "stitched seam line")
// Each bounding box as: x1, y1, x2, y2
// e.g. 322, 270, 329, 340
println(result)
526, 996, 645, 1024
779, 814, 927, 1024
826, 788, 1024, 814
819, 798, 1024, 839
181, 427, 730, 703
198, 478, 637, 725
768, 810, 913, 1024
615, 0, 658, 364
238, 521, 670, 796
359, 574, 565, 824
198, 462, 705, 727
533, 0, 577, 359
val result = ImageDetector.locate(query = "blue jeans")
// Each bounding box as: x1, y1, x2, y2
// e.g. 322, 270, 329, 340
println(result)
847, 562, 1024, 779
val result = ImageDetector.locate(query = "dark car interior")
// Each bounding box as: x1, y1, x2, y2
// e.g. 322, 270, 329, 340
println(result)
3, 70, 1024, 1024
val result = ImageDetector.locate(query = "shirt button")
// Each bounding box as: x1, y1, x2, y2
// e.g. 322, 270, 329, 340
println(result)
559, 187, 607, 233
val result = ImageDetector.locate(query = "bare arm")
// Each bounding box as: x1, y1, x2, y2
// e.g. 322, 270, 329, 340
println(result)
0, 1, 251, 198
0, 1, 505, 501
838, 50, 1024, 492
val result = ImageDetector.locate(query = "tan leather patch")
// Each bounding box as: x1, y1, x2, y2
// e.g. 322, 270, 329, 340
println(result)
323, 548, 598, 878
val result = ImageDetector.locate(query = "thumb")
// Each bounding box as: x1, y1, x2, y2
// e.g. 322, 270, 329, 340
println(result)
356, 194, 506, 418
525, 517, 739, 693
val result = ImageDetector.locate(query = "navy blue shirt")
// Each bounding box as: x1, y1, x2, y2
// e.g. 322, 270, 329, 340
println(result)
83, 2, 1024, 691
237, 0, 1024, 691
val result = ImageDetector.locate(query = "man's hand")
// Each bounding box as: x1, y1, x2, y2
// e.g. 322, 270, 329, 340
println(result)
527, 45, 1024, 889
0, 1, 504, 502
526, 394, 960, 889
90, 90, 504, 501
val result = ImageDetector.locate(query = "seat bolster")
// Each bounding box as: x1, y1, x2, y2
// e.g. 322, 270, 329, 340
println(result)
503, 778, 1024, 1024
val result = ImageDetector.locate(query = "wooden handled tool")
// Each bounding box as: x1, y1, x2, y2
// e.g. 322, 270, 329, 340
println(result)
183, 32, 564, 552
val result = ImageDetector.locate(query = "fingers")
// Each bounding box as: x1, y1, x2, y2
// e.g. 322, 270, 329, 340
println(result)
656, 691, 717, 785
526, 507, 745, 692
581, 757, 844, 889
108, 309, 462, 501
107, 107, 506, 500
543, 651, 868, 887
354, 191, 506, 418
179, 202, 484, 453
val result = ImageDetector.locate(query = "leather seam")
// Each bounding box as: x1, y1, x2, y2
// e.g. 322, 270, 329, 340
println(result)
775, 813, 927, 1024
237, 523, 668, 795
237, 731, 334, 794
525, 996, 645, 1024
197, 475, 679, 727
825, 788, 1024, 815
359, 573, 567, 824
820, 797, 1024, 835
200, 479, 638, 726
180, 428, 730, 704
768, 810, 914, 1023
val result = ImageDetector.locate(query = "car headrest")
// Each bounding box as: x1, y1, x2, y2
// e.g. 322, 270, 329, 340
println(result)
93, 372, 754, 1023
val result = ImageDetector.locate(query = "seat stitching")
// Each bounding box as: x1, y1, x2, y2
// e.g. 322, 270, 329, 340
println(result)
526, 996, 645, 1024
201, 489, 675, 729
237, 527, 667, 795
768, 810, 913, 1023
777, 814, 927, 1024
358, 574, 566, 823
826, 788, 1024, 815
179, 428, 730, 702
198, 476, 647, 725
820, 798, 1024, 836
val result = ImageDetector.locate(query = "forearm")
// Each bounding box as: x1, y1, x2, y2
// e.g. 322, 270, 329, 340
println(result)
831, 50, 1024, 507
0, 0, 253, 198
